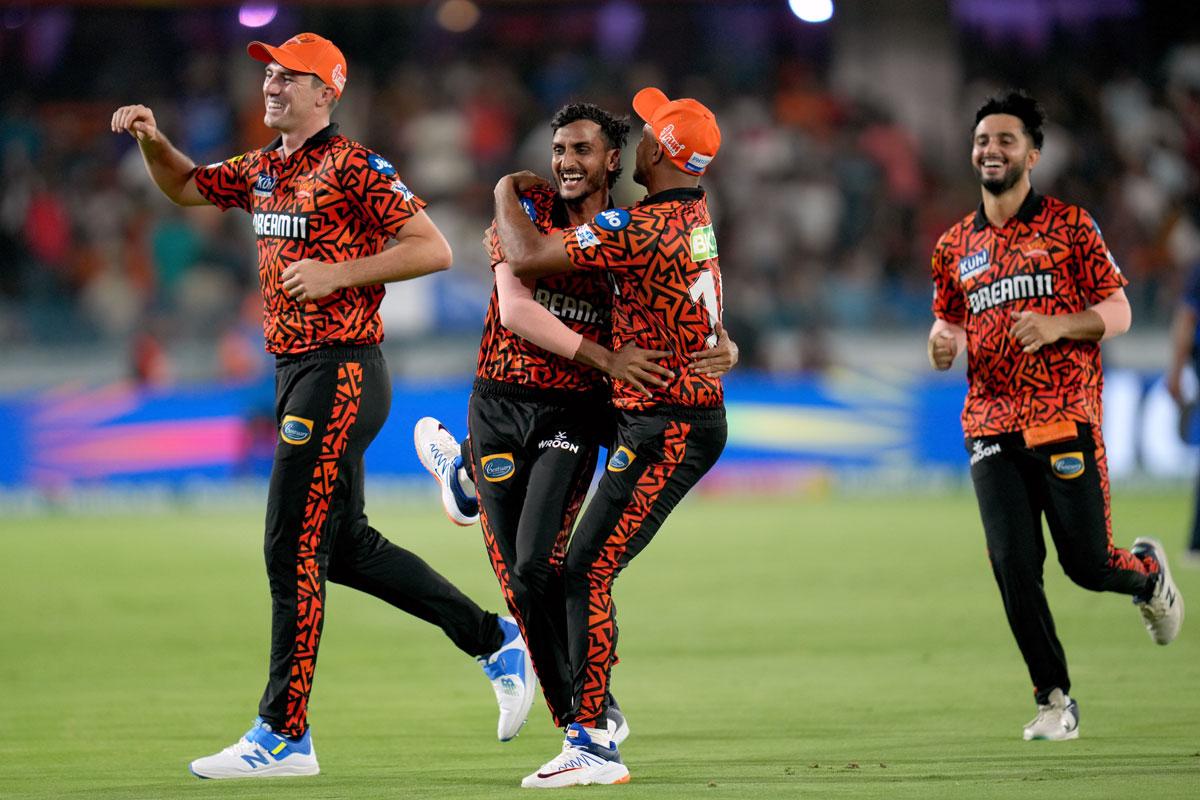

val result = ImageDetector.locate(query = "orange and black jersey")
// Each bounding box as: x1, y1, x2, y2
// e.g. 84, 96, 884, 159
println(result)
932, 190, 1127, 437
193, 123, 426, 355
477, 186, 611, 395
561, 187, 723, 411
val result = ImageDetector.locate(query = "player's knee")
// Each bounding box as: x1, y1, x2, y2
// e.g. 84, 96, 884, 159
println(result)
510, 559, 550, 604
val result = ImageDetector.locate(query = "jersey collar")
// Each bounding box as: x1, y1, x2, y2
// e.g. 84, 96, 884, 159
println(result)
639, 186, 706, 206
261, 122, 340, 155
972, 187, 1043, 231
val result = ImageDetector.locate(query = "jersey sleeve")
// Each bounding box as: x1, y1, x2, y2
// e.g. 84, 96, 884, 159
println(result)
339, 147, 427, 238
560, 207, 651, 274
1072, 209, 1129, 304
931, 238, 967, 324
192, 153, 253, 212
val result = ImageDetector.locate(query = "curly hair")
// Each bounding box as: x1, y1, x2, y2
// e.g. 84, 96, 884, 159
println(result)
974, 90, 1045, 149
550, 103, 631, 188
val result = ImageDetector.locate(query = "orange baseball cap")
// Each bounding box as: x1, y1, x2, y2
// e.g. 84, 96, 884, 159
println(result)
248, 33, 347, 97
632, 87, 721, 176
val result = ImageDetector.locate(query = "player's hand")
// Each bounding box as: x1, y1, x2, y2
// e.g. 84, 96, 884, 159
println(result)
689, 321, 739, 376
111, 104, 159, 144
1009, 310, 1063, 354
498, 170, 551, 194
608, 346, 674, 397
282, 259, 340, 302
482, 221, 503, 263
928, 329, 958, 370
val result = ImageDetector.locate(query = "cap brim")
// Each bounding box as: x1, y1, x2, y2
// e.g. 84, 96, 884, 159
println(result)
632, 87, 669, 123
247, 41, 315, 76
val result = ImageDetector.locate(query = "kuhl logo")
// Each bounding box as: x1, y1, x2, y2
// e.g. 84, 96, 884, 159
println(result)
958, 248, 990, 280
253, 172, 278, 196
280, 415, 313, 445
482, 453, 515, 482
1051, 452, 1085, 479
607, 446, 636, 472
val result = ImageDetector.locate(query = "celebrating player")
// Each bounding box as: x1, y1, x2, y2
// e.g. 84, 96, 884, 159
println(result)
928, 90, 1183, 741
112, 32, 534, 779
493, 87, 728, 787
414, 102, 737, 746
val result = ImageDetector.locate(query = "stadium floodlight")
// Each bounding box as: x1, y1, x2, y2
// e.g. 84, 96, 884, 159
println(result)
788, 0, 834, 24
238, 3, 278, 29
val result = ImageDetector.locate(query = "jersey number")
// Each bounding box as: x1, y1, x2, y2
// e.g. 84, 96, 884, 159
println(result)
688, 268, 720, 348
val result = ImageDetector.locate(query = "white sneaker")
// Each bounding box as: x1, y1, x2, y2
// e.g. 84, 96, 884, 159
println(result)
606, 702, 630, 746
1022, 688, 1079, 741
189, 718, 319, 779
1131, 537, 1185, 645
413, 416, 479, 526
480, 616, 536, 741
521, 723, 630, 788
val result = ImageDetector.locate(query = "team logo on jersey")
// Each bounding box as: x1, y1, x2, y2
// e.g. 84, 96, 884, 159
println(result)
607, 445, 636, 473
690, 225, 718, 262
367, 153, 396, 176
684, 151, 713, 174
280, 415, 313, 445
253, 172, 278, 196
574, 224, 600, 250
958, 248, 990, 280
593, 208, 630, 232
482, 453, 516, 482
520, 196, 538, 222
1051, 451, 1085, 479
389, 179, 414, 200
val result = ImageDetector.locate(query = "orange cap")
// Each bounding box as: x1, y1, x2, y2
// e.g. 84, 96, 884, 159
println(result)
632, 87, 721, 176
248, 32, 347, 97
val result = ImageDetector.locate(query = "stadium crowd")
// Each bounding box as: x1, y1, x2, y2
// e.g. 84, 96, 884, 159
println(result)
1, 4, 1198, 377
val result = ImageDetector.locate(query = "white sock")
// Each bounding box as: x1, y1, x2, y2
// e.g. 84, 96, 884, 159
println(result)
582, 725, 611, 747
457, 466, 475, 494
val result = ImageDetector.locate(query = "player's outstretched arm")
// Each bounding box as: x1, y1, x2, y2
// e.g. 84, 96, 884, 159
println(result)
111, 104, 208, 206
281, 209, 451, 302
928, 317, 966, 370
689, 321, 739, 377
493, 173, 572, 279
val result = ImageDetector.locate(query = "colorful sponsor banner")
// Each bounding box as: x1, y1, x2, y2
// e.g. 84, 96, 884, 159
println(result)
0, 369, 1190, 487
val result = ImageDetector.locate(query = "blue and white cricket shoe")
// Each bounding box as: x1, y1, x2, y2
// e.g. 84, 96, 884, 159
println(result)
521, 723, 630, 788
606, 701, 630, 746
414, 416, 479, 526
189, 717, 318, 779
480, 616, 536, 741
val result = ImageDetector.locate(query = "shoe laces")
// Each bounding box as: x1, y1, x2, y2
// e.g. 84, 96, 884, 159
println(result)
426, 431, 458, 477
220, 736, 263, 757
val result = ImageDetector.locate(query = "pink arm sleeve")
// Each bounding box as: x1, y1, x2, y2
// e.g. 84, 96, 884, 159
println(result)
1091, 287, 1131, 340
495, 261, 584, 360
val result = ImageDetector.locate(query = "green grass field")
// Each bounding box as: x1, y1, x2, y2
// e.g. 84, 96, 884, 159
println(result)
2, 488, 1198, 799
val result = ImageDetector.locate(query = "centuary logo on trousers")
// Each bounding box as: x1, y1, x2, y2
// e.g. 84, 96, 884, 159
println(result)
482, 453, 516, 482
1051, 452, 1086, 479
607, 445, 636, 472
539, 432, 580, 453
280, 415, 314, 445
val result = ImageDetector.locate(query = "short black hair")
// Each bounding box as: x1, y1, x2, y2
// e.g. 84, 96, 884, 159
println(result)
550, 103, 631, 188
973, 90, 1045, 149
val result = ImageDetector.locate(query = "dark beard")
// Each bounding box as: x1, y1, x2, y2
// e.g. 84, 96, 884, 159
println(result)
978, 163, 1023, 196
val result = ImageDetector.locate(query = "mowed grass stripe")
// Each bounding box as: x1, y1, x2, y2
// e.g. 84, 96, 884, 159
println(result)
1, 490, 1196, 799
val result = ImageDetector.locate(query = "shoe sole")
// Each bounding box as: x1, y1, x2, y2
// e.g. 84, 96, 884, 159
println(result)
413, 417, 477, 527
189, 763, 320, 779
521, 764, 630, 788
1023, 729, 1079, 741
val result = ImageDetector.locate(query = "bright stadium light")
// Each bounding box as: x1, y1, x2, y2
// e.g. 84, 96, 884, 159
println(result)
788, 0, 834, 24
238, 3, 278, 29
436, 0, 481, 33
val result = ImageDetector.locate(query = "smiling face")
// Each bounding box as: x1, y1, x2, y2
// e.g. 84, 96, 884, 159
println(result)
262, 62, 330, 132
551, 119, 618, 203
972, 113, 1039, 196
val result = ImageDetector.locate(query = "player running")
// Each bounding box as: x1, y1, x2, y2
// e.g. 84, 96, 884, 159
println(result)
493, 87, 728, 787
928, 90, 1183, 741
112, 32, 534, 779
